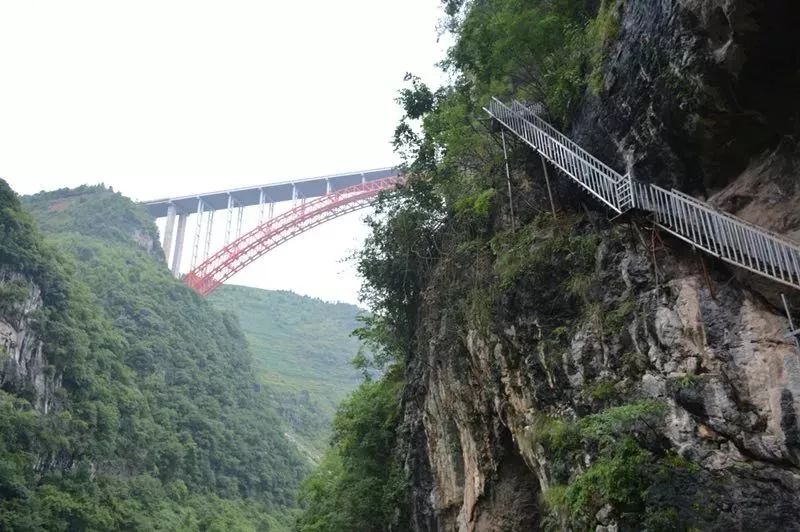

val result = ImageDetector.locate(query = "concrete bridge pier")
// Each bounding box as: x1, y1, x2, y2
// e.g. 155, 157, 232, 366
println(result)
171, 213, 188, 276
160, 203, 189, 277
162, 203, 177, 259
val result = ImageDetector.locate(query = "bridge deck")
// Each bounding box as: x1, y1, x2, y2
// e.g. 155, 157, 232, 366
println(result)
143, 167, 397, 217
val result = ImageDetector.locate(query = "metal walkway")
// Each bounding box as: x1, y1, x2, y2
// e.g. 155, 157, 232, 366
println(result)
485, 97, 800, 291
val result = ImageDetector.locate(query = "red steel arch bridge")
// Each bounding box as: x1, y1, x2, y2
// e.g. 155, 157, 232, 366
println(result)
143, 168, 404, 296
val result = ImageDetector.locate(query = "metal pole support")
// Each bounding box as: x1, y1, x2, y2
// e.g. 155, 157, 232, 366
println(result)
782, 294, 800, 353
225, 194, 234, 244
540, 153, 557, 220
501, 130, 516, 234
190, 199, 205, 269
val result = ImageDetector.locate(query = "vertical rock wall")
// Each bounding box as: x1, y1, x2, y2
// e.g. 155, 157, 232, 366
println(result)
399, 1, 800, 529
0, 271, 60, 414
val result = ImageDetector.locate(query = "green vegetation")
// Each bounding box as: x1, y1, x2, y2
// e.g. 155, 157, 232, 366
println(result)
491, 214, 599, 292
603, 297, 636, 334
439, 0, 600, 125
394, 0, 623, 190
208, 285, 365, 461
587, 0, 623, 92
585, 378, 618, 402
296, 0, 633, 529
294, 180, 443, 529
566, 437, 652, 520
675, 371, 700, 389
25, 184, 162, 250
526, 402, 710, 529
0, 183, 307, 530
297, 372, 405, 532
453, 187, 496, 219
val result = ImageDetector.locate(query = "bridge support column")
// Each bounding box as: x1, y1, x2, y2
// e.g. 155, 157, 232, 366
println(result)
162, 203, 177, 262
225, 194, 234, 244
191, 199, 205, 269
203, 210, 215, 261
258, 188, 275, 221
236, 204, 244, 236
258, 188, 266, 221
171, 213, 188, 276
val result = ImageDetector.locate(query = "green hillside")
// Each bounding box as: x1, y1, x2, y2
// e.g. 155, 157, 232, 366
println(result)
208, 285, 365, 461
3, 183, 306, 530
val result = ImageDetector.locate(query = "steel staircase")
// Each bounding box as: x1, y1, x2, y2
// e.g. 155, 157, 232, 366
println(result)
485, 97, 800, 291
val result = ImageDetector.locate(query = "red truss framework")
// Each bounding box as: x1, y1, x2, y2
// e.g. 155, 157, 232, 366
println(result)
183, 174, 405, 296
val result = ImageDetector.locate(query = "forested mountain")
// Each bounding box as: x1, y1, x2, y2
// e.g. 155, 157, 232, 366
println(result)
208, 285, 364, 461
0, 183, 306, 530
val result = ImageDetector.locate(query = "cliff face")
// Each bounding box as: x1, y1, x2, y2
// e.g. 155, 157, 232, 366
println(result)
0, 187, 162, 419
399, 1, 800, 530
0, 271, 60, 415
573, 1, 800, 193
404, 223, 800, 530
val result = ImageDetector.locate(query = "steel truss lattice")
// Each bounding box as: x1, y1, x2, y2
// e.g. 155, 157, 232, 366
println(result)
183, 175, 404, 295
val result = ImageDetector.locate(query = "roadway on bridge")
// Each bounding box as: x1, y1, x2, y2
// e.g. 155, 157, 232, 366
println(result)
143, 167, 397, 217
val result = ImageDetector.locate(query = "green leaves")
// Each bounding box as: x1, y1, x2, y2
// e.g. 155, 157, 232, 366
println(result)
396, 74, 435, 120
0, 183, 308, 530
578, 401, 667, 448
297, 375, 406, 532
440, 0, 600, 124
354, 182, 445, 368
208, 285, 367, 461
565, 437, 652, 519
454, 187, 496, 218
393, 0, 624, 187
532, 402, 674, 527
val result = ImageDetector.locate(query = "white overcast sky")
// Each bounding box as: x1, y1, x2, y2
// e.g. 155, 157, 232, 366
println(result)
0, 0, 448, 305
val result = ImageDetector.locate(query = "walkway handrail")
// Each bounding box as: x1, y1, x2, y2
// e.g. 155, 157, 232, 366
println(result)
484, 97, 800, 291
634, 181, 800, 288
486, 97, 629, 213
510, 100, 624, 186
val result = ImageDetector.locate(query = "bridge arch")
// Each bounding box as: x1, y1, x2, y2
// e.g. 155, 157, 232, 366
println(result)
180, 174, 404, 295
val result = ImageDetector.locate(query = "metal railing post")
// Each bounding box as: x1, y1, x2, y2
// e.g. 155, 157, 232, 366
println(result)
500, 131, 517, 233
483, 96, 800, 292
